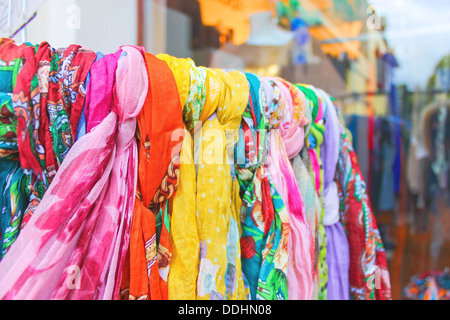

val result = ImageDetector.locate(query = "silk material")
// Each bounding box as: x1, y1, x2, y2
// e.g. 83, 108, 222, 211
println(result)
335, 110, 392, 300
319, 90, 340, 192
237, 74, 291, 300
150, 57, 250, 300
196, 68, 249, 300
76, 52, 101, 142
0, 45, 147, 300
119, 51, 184, 301
325, 222, 350, 300
291, 149, 320, 299
323, 182, 340, 227
156, 54, 191, 108
185, 61, 207, 132
155, 56, 200, 301
168, 133, 199, 300
0, 44, 29, 259
321, 95, 341, 228
156, 54, 201, 300
268, 77, 309, 160
264, 77, 313, 300
0, 38, 393, 302
12, 41, 97, 228
267, 130, 313, 300
297, 84, 328, 300
0, 159, 27, 259
85, 51, 121, 133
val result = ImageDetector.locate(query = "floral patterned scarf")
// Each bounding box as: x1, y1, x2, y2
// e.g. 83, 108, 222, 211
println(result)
335, 108, 392, 300
237, 73, 291, 300
11, 41, 96, 228
295, 84, 328, 300
0, 40, 29, 259
0, 45, 146, 300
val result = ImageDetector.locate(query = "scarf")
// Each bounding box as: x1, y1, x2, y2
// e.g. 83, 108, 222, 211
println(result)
324, 222, 350, 300
75, 52, 99, 142
335, 109, 392, 300
185, 61, 207, 132
269, 77, 310, 159
291, 148, 320, 299
319, 90, 340, 193
0, 41, 29, 259
317, 91, 351, 300
323, 181, 340, 227
119, 51, 185, 301
295, 84, 328, 300
0, 45, 146, 300
237, 74, 293, 300
11, 41, 96, 228
264, 77, 313, 300
237, 73, 270, 299
195, 68, 249, 300
85, 51, 121, 133
266, 129, 313, 300
156, 54, 200, 300
288, 90, 319, 297
0, 159, 28, 259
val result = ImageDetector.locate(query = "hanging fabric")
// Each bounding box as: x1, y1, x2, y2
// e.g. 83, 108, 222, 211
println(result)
0, 38, 393, 301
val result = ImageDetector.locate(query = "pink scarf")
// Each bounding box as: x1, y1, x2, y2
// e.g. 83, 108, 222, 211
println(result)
85, 50, 122, 133
268, 78, 309, 160
0, 46, 148, 300
267, 130, 313, 300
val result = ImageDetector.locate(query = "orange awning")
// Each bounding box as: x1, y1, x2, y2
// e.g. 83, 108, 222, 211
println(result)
309, 21, 363, 59
198, 0, 273, 45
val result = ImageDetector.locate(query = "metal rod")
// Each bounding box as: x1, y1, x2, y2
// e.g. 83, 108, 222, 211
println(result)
7, 0, 12, 36
21, 0, 27, 42
334, 89, 450, 100
137, 0, 145, 46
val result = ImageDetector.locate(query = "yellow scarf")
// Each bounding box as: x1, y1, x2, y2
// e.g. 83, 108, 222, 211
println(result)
196, 68, 249, 300
159, 53, 250, 300
157, 54, 199, 300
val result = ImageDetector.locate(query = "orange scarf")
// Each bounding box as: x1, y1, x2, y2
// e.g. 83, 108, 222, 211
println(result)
120, 51, 185, 300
